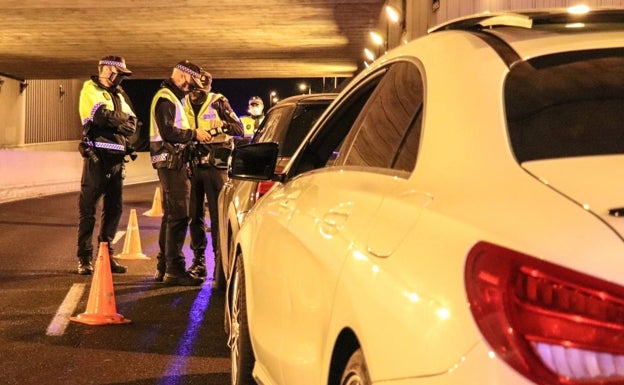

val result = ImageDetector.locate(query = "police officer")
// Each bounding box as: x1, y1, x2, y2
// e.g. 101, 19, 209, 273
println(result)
240, 96, 265, 139
76, 55, 137, 275
149, 60, 211, 286
185, 70, 243, 282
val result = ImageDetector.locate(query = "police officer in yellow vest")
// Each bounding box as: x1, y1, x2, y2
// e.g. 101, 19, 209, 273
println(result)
149, 60, 212, 286
240, 96, 265, 139
185, 70, 243, 283
76, 55, 137, 275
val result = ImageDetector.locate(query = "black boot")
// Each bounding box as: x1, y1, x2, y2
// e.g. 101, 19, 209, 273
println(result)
188, 253, 207, 278
163, 271, 204, 286
77, 256, 93, 275
103, 243, 127, 274
154, 253, 166, 282
110, 257, 127, 274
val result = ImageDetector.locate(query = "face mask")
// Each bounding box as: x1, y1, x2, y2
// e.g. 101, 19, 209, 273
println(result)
249, 106, 263, 116
190, 90, 207, 104
109, 72, 127, 88
179, 79, 197, 94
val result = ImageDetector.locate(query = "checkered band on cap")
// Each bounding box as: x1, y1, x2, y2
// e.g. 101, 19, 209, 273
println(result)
98, 60, 127, 69
175, 64, 201, 79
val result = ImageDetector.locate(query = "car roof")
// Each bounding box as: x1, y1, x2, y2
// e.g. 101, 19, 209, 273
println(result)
426, 8, 624, 65
271, 92, 339, 109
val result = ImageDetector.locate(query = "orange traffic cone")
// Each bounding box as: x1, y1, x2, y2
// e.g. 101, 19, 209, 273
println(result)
70, 242, 131, 325
143, 187, 163, 217
115, 209, 149, 260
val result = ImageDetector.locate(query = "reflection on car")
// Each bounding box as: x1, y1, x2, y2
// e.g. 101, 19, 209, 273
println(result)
223, 8, 624, 385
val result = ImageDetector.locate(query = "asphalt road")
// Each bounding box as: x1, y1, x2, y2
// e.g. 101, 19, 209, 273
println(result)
0, 181, 231, 385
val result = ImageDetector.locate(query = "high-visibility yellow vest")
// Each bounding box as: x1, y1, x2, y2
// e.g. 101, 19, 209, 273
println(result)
183, 92, 229, 143
79, 80, 135, 126
241, 115, 262, 138
78, 80, 135, 156
149, 87, 191, 167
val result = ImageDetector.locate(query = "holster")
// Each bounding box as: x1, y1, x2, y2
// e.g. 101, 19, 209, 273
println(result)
163, 142, 191, 170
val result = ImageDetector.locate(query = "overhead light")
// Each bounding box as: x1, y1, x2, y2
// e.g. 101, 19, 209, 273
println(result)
385, 5, 401, 24
364, 48, 376, 62
568, 4, 590, 14
369, 30, 384, 46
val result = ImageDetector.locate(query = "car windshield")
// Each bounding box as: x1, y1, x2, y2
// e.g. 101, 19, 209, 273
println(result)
505, 48, 624, 163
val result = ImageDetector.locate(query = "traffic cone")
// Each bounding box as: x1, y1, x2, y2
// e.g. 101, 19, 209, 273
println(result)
115, 209, 149, 260
143, 187, 163, 217
70, 242, 131, 325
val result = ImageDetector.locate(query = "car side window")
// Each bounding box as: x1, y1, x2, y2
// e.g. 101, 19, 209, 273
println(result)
289, 71, 387, 176
336, 61, 424, 173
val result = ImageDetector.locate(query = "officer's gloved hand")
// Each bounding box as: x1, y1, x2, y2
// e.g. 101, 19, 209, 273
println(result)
117, 120, 136, 136
107, 110, 130, 126
84, 148, 99, 163
79, 142, 99, 163
195, 128, 211, 143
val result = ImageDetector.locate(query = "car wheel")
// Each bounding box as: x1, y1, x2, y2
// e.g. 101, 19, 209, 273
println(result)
230, 256, 255, 385
340, 348, 371, 385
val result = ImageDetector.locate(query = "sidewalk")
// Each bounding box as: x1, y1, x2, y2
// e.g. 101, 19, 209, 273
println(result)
0, 146, 157, 204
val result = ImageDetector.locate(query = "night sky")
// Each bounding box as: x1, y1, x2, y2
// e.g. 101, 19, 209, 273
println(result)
123, 77, 348, 124
122, 78, 347, 151
122, 76, 348, 150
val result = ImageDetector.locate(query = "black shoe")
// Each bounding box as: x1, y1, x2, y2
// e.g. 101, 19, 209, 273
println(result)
188, 264, 207, 278
77, 260, 93, 275
110, 258, 127, 274
154, 270, 165, 282
163, 272, 204, 286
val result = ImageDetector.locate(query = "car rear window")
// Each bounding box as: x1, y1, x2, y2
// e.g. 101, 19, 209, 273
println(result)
505, 48, 624, 163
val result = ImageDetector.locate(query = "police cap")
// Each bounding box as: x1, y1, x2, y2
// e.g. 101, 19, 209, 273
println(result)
98, 55, 132, 76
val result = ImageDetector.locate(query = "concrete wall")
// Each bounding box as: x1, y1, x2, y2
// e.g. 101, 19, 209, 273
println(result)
0, 144, 157, 204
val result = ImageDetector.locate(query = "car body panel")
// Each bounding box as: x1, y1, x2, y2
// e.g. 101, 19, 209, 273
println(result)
228, 8, 624, 385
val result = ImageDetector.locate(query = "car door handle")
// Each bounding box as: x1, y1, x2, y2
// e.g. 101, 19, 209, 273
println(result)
319, 204, 351, 236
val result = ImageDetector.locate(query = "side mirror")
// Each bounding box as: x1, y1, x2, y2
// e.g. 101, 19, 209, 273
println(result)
229, 142, 279, 181
209, 147, 231, 170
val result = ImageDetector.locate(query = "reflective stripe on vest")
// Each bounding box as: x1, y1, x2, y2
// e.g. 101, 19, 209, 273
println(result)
85, 140, 125, 152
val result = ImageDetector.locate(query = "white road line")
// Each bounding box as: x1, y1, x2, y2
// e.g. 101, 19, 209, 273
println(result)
46, 283, 86, 336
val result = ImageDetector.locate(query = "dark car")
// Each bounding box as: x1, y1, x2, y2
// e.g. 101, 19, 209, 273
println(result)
215, 93, 337, 290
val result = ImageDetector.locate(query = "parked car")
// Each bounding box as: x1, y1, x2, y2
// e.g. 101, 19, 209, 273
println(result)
216, 93, 337, 290
225, 8, 624, 385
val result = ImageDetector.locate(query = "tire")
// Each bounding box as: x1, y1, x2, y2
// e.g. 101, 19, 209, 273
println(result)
340, 348, 371, 385
230, 256, 255, 385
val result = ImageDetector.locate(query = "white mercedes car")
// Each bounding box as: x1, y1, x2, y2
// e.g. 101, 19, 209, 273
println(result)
226, 8, 624, 385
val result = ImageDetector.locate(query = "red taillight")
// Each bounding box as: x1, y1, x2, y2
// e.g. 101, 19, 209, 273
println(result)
254, 166, 282, 200
256, 180, 275, 199
466, 241, 624, 384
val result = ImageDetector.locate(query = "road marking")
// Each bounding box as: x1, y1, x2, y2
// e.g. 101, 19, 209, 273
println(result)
46, 283, 86, 336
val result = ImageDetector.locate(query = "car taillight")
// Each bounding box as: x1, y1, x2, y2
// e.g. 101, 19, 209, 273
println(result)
255, 180, 275, 199
465, 241, 624, 384
254, 166, 282, 200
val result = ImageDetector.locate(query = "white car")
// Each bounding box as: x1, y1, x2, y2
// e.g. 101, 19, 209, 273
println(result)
226, 8, 624, 385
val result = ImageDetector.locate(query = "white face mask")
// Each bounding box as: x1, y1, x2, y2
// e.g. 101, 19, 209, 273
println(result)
249, 106, 263, 116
